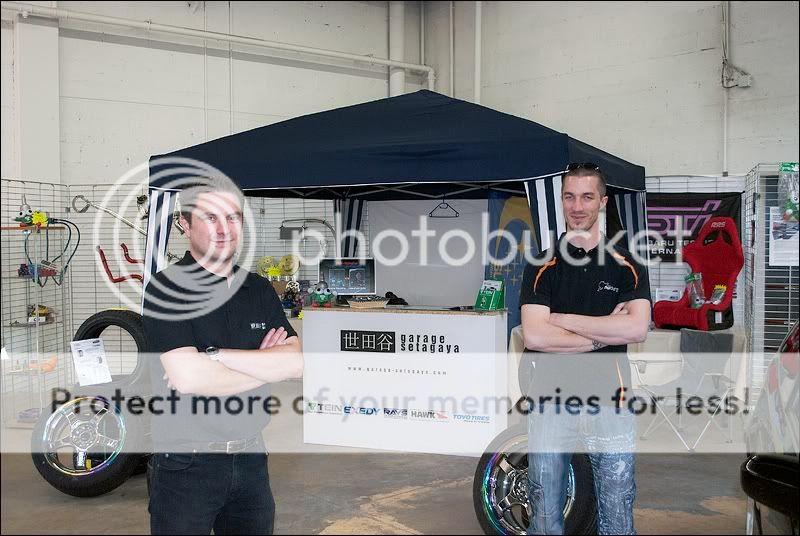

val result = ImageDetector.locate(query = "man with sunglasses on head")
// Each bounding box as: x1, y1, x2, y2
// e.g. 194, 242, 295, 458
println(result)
519, 163, 651, 535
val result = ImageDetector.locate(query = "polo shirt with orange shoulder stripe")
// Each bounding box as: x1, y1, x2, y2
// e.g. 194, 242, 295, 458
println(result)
519, 234, 651, 407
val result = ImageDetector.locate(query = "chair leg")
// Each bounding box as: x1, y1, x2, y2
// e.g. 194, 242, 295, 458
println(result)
690, 388, 732, 450
640, 395, 669, 439
640, 412, 664, 439
651, 396, 692, 451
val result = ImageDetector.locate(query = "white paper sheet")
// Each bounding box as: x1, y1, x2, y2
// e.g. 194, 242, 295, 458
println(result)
70, 338, 113, 386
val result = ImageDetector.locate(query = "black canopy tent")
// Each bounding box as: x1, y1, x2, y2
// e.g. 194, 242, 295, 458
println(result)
145, 90, 646, 284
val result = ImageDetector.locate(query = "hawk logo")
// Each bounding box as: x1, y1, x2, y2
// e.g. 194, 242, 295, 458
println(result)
597, 281, 619, 293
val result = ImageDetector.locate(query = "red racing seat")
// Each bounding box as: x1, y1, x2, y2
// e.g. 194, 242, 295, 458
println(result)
653, 216, 744, 331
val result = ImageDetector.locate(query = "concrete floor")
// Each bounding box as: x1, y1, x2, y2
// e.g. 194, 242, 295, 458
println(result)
1, 451, 748, 534
1, 381, 749, 534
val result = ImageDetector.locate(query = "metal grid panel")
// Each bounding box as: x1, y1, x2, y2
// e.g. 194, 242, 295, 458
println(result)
66, 183, 155, 376
2, 179, 350, 423
644, 175, 747, 323
1, 179, 74, 426
245, 196, 343, 283
743, 164, 799, 400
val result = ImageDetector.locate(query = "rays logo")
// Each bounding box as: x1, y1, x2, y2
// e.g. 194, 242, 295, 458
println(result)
597, 281, 619, 293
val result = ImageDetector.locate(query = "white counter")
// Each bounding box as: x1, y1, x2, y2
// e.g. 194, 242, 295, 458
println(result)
301, 307, 508, 455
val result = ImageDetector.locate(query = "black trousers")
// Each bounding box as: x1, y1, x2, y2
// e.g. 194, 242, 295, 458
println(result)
148, 450, 274, 535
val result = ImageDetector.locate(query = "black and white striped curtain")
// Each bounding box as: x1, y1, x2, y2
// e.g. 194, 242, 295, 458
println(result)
524, 175, 647, 255
143, 188, 178, 292
612, 190, 647, 254
334, 199, 366, 258
525, 175, 565, 253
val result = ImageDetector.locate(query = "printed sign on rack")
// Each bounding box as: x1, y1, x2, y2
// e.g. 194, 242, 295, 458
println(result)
769, 207, 800, 266
70, 338, 112, 386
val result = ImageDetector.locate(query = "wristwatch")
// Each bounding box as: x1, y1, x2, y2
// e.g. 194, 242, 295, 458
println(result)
205, 346, 223, 362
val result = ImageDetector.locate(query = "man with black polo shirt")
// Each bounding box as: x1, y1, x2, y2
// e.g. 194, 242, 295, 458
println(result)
143, 176, 303, 535
519, 164, 651, 535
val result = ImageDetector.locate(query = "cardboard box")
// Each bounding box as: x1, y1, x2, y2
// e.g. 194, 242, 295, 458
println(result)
272, 280, 289, 296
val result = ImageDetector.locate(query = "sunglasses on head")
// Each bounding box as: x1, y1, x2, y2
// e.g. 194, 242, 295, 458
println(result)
566, 162, 601, 172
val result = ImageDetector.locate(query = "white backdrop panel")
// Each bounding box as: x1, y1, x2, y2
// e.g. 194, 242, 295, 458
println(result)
368, 200, 488, 306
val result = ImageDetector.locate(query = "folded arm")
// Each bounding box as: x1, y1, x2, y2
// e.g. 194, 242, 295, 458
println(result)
160, 348, 267, 396
521, 304, 601, 353
549, 299, 650, 346
220, 336, 303, 383
162, 327, 304, 396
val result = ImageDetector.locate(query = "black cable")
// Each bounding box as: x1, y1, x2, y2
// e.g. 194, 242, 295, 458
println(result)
49, 218, 81, 285
49, 221, 71, 264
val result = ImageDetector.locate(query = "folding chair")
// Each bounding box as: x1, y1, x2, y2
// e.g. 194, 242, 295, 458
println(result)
631, 329, 736, 451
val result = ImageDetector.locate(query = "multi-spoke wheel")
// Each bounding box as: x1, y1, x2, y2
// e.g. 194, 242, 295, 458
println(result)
31, 396, 142, 497
473, 426, 597, 535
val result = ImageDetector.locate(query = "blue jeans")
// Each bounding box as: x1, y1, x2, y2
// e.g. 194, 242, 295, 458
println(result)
148, 448, 275, 535
527, 404, 636, 535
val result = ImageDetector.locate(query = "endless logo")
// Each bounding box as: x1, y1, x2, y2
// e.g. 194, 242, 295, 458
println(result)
597, 281, 619, 293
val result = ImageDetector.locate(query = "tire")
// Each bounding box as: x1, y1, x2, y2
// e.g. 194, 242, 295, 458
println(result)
31, 396, 143, 497
473, 426, 597, 535
72, 309, 149, 384
73, 309, 146, 352
30, 310, 147, 497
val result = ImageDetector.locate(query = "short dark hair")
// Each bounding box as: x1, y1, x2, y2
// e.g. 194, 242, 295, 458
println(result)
179, 175, 245, 225
562, 163, 607, 197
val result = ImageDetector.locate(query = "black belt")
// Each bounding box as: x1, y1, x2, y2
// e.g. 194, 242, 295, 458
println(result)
205, 437, 260, 454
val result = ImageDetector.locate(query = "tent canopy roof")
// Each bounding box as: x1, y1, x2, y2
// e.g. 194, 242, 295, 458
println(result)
150, 90, 644, 199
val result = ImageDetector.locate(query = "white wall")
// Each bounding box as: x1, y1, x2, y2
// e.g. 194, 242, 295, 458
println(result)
2, 1, 797, 186
0, 19, 15, 180
1, 1, 426, 186
425, 1, 798, 176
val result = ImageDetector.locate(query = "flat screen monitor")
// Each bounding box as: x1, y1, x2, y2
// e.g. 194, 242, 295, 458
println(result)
318, 258, 376, 296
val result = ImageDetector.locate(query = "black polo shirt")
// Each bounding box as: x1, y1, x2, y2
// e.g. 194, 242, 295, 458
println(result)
143, 251, 296, 448
519, 235, 651, 407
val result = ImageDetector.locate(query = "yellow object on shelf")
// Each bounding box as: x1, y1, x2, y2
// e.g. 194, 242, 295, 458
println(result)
278, 254, 300, 276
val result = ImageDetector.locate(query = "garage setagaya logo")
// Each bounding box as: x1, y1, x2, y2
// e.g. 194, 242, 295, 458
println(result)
340, 331, 461, 354
400, 333, 460, 354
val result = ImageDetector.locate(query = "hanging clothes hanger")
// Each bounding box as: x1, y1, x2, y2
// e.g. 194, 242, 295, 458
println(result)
429, 198, 460, 218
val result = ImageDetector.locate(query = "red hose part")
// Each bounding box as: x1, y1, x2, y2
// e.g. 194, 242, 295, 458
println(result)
120, 243, 144, 264
96, 246, 143, 283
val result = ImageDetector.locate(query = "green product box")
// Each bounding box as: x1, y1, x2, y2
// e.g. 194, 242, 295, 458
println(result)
474, 278, 505, 311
